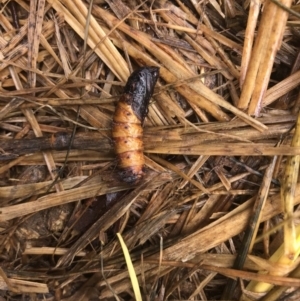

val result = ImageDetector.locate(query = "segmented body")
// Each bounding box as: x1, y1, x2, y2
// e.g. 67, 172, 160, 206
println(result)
112, 67, 159, 183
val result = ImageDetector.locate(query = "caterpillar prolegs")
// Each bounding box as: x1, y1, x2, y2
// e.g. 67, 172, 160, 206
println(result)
112, 66, 159, 183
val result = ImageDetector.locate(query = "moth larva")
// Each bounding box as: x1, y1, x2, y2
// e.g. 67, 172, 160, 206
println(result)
112, 66, 159, 183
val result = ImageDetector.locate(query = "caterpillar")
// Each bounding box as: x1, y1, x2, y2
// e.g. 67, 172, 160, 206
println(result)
112, 66, 159, 183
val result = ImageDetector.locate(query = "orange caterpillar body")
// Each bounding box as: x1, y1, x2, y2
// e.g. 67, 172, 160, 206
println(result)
112, 67, 159, 183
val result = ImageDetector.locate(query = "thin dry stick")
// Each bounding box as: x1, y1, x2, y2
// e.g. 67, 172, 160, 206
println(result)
248, 0, 293, 115
0, 182, 108, 222
263, 69, 300, 107
239, 0, 293, 115
240, 0, 261, 87
238, 0, 278, 110
28, 0, 46, 88
270, 0, 300, 18
281, 112, 300, 259
146, 143, 300, 156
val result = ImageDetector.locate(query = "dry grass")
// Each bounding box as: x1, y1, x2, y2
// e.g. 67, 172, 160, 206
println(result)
1, 0, 300, 300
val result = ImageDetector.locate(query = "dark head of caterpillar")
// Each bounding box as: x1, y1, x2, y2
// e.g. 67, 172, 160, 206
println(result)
123, 66, 159, 122
112, 66, 159, 184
